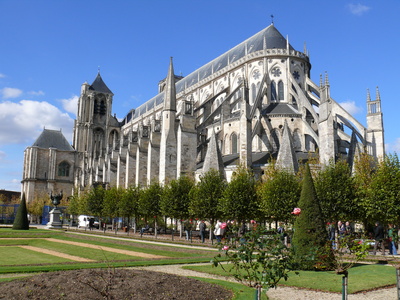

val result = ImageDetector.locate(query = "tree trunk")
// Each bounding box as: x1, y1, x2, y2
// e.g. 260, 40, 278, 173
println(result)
342, 274, 348, 300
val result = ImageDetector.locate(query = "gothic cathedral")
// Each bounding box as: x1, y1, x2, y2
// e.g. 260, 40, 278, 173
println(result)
22, 23, 384, 202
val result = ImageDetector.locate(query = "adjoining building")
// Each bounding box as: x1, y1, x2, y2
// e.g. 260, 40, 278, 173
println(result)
21, 23, 384, 202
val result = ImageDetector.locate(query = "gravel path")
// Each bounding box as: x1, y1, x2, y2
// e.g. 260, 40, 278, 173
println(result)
133, 264, 397, 299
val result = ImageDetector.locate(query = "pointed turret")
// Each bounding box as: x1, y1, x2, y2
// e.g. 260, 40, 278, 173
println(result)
366, 86, 385, 160
89, 72, 113, 95
276, 120, 298, 173
159, 58, 178, 183
164, 57, 176, 111
202, 128, 225, 177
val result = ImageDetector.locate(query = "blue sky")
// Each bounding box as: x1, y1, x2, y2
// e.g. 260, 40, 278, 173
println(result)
1, 0, 399, 191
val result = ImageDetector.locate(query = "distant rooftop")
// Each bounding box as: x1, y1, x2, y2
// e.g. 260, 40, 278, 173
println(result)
32, 129, 74, 151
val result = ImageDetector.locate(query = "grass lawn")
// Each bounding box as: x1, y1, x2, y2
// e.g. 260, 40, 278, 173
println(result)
0, 246, 72, 264
185, 263, 397, 294
0, 228, 217, 274
194, 277, 267, 300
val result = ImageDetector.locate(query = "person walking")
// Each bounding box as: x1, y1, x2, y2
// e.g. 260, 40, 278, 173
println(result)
388, 224, 398, 255
199, 220, 206, 243
214, 220, 222, 243
373, 222, 385, 255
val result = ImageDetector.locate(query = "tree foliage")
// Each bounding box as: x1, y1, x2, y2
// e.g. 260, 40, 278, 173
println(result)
12, 193, 29, 230
189, 169, 226, 223
138, 182, 162, 219
315, 159, 358, 223
291, 164, 334, 270
212, 225, 291, 291
363, 153, 400, 224
219, 165, 259, 222
160, 175, 195, 220
258, 166, 301, 223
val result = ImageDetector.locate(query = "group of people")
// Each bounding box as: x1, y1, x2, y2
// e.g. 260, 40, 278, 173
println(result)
327, 220, 398, 256
372, 222, 398, 255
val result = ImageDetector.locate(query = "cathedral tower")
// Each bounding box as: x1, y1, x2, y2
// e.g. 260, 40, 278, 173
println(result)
366, 87, 385, 160
159, 58, 178, 183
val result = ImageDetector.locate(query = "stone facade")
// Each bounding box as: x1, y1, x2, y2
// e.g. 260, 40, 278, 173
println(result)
21, 23, 385, 202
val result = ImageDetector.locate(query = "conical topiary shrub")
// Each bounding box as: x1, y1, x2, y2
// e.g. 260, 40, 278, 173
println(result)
291, 164, 334, 270
12, 193, 29, 230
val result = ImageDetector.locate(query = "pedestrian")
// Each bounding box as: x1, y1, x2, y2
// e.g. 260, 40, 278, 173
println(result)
214, 220, 222, 243
199, 220, 206, 243
373, 222, 385, 255
388, 224, 398, 255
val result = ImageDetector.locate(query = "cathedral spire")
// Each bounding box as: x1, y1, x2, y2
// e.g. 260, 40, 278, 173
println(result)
202, 128, 225, 177
276, 120, 298, 173
164, 57, 177, 112
367, 88, 371, 102
375, 86, 381, 101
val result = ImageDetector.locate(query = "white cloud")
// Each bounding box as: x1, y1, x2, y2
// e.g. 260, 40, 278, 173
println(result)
28, 90, 45, 96
60, 95, 78, 116
386, 138, 400, 153
1, 87, 23, 99
347, 3, 371, 16
0, 73, 5, 79
339, 100, 363, 115
0, 100, 74, 145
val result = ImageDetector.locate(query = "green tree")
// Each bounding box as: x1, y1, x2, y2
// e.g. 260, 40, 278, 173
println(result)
363, 153, 400, 224
219, 165, 259, 223
138, 182, 161, 219
353, 152, 377, 226
160, 175, 195, 233
314, 159, 358, 223
212, 225, 291, 298
258, 167, 301, 224
103, 186, 123, 224
189, 169, 226, 225
138, 182, 162, 236
85, 185, 105, 217
119, 186, 140, 229
291, 164, 334, 270
12, 193, 29, 230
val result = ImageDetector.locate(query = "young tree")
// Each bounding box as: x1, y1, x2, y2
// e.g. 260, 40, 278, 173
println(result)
119, 186, 140, 231
160, 176, 195, 234
258, 167, 301, 224
363, 153, 400, 225
138, 182, 162, 236
291, 164, 334, 270
12, 193, 29, 230
103, 186, 123, 227
85, 185, 105, 217
315, 159, 358, 223
219, 165, 260, 223
189, 169, 226, 227
212, 225, 291, 299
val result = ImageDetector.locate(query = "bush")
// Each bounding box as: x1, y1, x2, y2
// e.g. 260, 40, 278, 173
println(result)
12, 193, 29, 230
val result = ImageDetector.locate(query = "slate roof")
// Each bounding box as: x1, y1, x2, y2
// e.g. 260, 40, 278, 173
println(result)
89, 73, 113, 94
32, 129, 74, 151
130, 24, 298, 121
263, 103, 301, 115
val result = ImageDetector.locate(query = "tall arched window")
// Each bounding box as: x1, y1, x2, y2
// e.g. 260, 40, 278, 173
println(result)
58, 161, 70, 177
278, 81, 284, 101
231, 133, 238, 154
251, 83, 257, 105
271, 81, 277, 101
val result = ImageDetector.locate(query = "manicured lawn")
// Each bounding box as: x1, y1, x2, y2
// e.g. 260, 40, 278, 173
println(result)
185, 263, 397, 294
0, 246, 71, 265
0, 228, 217, 274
